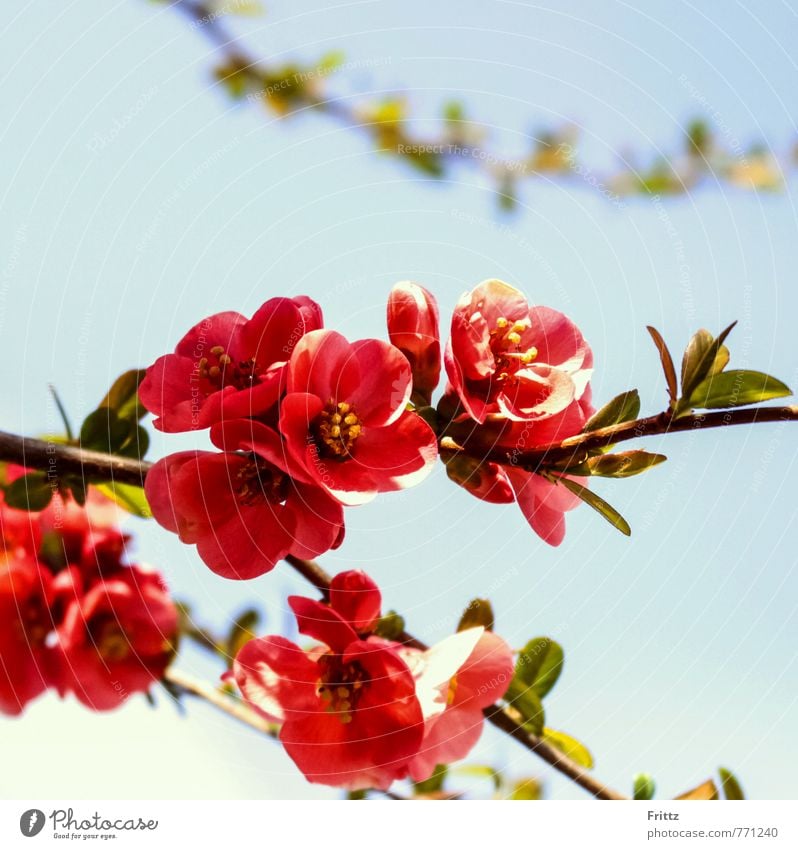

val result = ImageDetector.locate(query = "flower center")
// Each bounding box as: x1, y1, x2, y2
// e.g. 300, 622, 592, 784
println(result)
235, 455, 290, 507
312, 400, 362, 460
90, 616, 131, 662
489, 316, 538, 383
317, 656, 367, 724
197, 345, 262, 392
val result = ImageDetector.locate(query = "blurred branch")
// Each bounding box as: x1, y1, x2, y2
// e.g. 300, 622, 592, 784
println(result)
158, 0, 795, 208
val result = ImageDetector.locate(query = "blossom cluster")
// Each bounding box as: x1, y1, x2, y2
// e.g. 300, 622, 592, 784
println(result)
0, 467, 178, 715
142, 280, 593, 581
141, 295, 438, 578
230, 569, 514, 789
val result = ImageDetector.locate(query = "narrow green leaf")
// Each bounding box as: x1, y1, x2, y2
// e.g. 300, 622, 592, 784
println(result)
646, 326, 678, 404
718, 767, 745, 800
48, 384, 74, 441
680, 321, 737, 403
96, 482, 151, 518
543, 728, 594, 769
515, 637, 564, 699
552, 476, 631, 536
583, 390, 641, 433
4, 472, 53, 511
226, 608, 261, 662
687, 370, 791, 410
633, 773, 656, 800
566, 450, 667, 479
99, 369, 147, 421
458, 598, 494, 632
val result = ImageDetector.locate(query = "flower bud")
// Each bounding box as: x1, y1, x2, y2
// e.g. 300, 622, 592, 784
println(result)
387, 282, 441, 405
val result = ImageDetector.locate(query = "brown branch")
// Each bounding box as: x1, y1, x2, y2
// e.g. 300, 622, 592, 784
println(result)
6, 405, 796, 799
471, 406, 798, 472
164, 666, 277, 737
161, 1, 793, 201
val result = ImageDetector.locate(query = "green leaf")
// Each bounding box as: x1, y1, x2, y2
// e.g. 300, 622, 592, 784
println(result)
687, 370, 791, 410
583, 390, 641, 433
414, 764, 449, 795
565, 450, 667, 478
458, 598, 494, 632
633, 773, 656, 800
373, 610, 405, 641
4, 472, 53, 511
515, 637, 564, 699
506, 685, 545, 736
96, 482, 151, 518
226, 608, 261, 662
551, 476, 631, 536
646, 326, 678, 405
718, 767, 745, 800
679, 321, 737, 404
681, 328, 729, 392
99, 369, 147, 421
543, 728, 594, 769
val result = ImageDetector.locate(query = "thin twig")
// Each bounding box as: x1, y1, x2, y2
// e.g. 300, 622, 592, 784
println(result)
164, 666, 277, 737
5, 406, 796, 799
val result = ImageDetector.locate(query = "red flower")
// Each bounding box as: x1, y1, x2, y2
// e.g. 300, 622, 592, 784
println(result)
0, 551, 54, 715
139, 296, 323, 432
231, 575, 424, 790
280, 330, 438, 505
386, 282, 441, 405
144, 419, 345, 579
53, 565, 177, 711
445, 279, 593, 423
447, 399, 593, 545
403, 630, 514, 782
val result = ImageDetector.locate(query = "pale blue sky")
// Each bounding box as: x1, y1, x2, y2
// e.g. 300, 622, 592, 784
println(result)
1, 0, 797, 800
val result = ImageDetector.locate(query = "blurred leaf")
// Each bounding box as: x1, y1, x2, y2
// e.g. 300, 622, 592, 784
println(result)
552, 476, 631, 536
80, 408, 149, 460
443, 100, 465, 123
99, 369, 147, 421
583, 390, 641, 433
318, 50, 345, 72
458, 598, 494, 632
97, 482, 151, 519
719, 767, 745, 800
346, 790, 367, 801
509, 778, 543, 800
686, 119, 712, 157
226, 608, 261, 663
414, 764, 448, 795
515, 637, 564, 699
542, 728, 594, 769
687, 370, 791, 410
4, 472, 53, 511
497, 174, 517, 211
675, 779, 719, 800
633, 773, 656, 800
565, 450, 666, 478
373, 610, 405, 641
678, 321, 737, 407
507, 686, 545, 735
646, 326, 678, 405
452, 764, 502, 792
